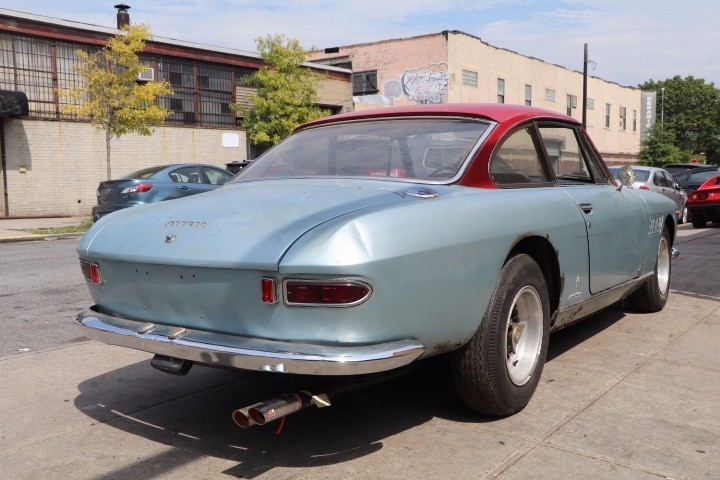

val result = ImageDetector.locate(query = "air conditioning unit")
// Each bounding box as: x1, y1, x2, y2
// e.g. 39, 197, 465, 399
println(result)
137, 67, 155, 82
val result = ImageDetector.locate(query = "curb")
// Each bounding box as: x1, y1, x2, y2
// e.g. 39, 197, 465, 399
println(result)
0, 232, 86, 243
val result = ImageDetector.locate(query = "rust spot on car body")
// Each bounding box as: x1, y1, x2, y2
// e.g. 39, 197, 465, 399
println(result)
431, 341, 463, 354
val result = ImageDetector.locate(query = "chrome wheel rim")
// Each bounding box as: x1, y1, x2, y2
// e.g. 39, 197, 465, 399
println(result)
505, 286, 543, 386
657, 235, 670, 295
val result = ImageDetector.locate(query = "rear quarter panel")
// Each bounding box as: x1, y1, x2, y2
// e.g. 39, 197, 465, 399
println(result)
279, 186, 589, 355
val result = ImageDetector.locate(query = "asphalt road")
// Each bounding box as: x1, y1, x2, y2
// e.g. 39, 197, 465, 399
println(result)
0, 238, 91, 356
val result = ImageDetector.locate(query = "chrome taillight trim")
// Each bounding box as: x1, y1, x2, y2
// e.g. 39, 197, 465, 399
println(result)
282, 278, 373, 308
80, 259, 103, 285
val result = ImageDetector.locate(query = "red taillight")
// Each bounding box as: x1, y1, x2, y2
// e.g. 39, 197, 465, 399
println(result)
121, 183, 153, 194
80, 260, 102, 284
284, 280, 371, 306
691, 192, 709, 201
261, 277, 278, 304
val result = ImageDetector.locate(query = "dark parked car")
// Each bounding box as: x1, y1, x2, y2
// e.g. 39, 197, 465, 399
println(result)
686, 175, 720, 228
671, 166, 720, 195
663, 163, 718, 176
92, 164, 233, 221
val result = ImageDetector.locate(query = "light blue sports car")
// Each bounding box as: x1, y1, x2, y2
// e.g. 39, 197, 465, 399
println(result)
76, 104, 678, 426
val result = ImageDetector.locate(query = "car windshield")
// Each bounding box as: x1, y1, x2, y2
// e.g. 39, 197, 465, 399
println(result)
233, 118, 491, 182
121, 166, 167, 180
609, 167, 650, 182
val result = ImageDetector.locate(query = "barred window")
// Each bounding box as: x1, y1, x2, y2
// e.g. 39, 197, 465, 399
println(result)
586, 98, 595, 110
0, 32, 247, 127
155, 58, 238, 126
462, 69, 478, 87
545, 88, 555, 102
353, 71, 378, 95
0, 33, 90, 118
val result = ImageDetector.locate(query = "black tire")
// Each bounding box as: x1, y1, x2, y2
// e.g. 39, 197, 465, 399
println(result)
629, 226, 671, 312
452, 254, 550, 416
691, 217, 706, 228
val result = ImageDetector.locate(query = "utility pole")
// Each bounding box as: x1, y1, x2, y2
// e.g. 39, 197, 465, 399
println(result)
582, 43, 588, 128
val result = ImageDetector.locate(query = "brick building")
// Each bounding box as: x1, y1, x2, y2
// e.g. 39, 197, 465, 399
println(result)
0, 6, 352, 217
310, 31, 655, 165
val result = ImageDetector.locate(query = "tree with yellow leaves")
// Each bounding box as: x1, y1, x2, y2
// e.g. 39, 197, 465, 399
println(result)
64, 24, 173, 179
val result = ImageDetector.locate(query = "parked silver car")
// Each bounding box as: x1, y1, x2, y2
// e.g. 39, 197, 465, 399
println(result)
609, 166, 688, 223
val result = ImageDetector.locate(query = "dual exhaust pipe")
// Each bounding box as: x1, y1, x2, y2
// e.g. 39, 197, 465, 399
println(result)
232, 391, 331, 428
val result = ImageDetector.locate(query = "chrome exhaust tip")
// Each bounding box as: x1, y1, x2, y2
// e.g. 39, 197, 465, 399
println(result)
232, 391, 331, 428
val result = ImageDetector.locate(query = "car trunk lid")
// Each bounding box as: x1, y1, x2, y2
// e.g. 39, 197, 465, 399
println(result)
80, 179, 406, 271
96, 180, 135, 204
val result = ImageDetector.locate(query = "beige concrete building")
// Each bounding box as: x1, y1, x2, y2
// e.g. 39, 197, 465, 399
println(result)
0, 7, 352, 217
311, 31, 652, 165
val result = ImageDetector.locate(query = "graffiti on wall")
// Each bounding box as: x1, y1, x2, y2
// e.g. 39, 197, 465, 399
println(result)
400, 63, 448, 104
354, 63, 448, 106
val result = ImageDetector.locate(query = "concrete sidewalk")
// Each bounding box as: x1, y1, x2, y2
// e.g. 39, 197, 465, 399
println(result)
0, 216, 89, 242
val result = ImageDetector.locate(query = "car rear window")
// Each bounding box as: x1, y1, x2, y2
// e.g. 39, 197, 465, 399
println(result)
120, 166, 167, 180
232, 118, 491, 182
609, 168, 650, 182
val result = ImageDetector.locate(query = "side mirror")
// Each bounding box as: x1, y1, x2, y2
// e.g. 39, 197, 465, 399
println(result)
616, 165, 636, 190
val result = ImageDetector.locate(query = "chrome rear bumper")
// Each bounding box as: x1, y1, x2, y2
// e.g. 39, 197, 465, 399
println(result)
75, 308, 426, 376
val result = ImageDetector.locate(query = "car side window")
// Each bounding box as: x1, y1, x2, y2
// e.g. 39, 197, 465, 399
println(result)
202, 167, 232, 185
537, 125, 611, 184
171, 167, 203, 183
490, 127, 551, 186
537, 126, 592, 182
653, 172, 667, 187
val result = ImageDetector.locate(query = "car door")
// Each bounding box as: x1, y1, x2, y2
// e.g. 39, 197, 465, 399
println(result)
656, 170, 685, 216
537, 124, 646, 294
169, 166, 215, 198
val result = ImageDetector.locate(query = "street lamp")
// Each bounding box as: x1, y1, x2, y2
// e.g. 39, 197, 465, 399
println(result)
660, 87, 665, 130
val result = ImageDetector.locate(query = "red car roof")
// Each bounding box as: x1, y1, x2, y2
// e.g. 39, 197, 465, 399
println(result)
299, 103, 579, 131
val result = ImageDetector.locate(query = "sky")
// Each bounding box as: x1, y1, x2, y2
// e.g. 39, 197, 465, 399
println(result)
2, 1, 718, 88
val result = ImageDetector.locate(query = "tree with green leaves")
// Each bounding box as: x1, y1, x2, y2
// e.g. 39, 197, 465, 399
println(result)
637, 124, 691, 167
64, 24, 173, 179
638, 76, 720, 164
233, 34, 328, 151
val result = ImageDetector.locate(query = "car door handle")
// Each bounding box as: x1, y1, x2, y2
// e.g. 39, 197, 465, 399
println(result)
579, 203, 593, 214
178, 185, 190, 191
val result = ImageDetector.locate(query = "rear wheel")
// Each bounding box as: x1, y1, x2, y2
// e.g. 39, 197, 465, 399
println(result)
452, 254, 550, 416
691, 216, 706, 228
629, 226, 671, 312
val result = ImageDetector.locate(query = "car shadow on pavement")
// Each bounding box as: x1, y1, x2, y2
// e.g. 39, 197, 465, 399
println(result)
73, 307, 629, 478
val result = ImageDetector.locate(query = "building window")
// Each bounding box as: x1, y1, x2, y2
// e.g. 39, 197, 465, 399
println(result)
156, 58, 238, 126
0, 33, 93, 118
497, 78, 505, 103
525, 84, 532, 106
567, 94, 577, 116
462, 69, 478, 87
632, 109, 637, 132
545, 88, 555, 102
587, 98, 595, 110
353, 71, 378, 95
605, 103, 611, 128
619, 106, 627, 131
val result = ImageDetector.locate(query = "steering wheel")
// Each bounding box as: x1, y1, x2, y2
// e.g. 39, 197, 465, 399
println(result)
428, 165, 458, 178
